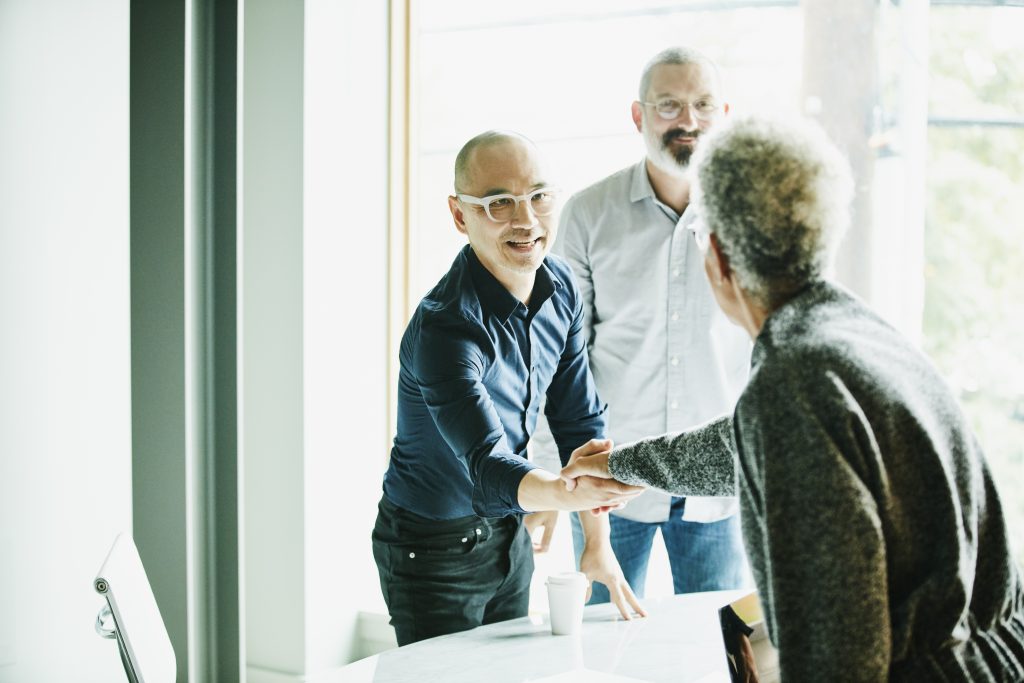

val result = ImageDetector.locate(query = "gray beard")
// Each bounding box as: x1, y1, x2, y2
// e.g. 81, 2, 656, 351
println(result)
644, 127, 691, 177
648, 145, 689, 178
670, 143, 694, 167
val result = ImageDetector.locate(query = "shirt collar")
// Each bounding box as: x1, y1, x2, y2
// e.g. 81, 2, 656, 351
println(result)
629, 159, 657, 204
630, 158, 698, 226
465, 247, 562, 324
530, 263, 559, 316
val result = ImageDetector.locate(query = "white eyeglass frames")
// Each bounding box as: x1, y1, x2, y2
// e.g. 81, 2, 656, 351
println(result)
456, 187, 560, 223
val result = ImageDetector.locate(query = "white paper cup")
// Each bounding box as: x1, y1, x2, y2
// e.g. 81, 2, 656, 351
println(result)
545, 571, 588, 635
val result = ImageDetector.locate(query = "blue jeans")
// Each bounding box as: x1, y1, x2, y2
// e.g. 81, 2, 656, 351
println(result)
570, 496, 749, 604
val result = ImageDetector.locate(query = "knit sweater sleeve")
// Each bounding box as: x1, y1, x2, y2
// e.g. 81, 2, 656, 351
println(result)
607, 415, 736, 496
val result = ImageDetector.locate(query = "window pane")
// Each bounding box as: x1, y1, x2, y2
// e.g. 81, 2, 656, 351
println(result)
410, 0, 1024, 584
925, 6, 1024, 566
414, 6, 802, 297
929, 7, 1024, 121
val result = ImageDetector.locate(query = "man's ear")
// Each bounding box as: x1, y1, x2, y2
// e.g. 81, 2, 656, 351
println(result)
631, 101, 644, 133
706, 234, 732, 286
448, 195, 468, 236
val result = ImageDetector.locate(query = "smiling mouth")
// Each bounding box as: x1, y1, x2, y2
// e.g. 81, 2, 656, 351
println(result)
665, 130, 700, 146
506, 236, 543, 251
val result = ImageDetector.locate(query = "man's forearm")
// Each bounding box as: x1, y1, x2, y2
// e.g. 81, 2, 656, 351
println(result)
518, 468, 643, 512
576, 505, 610, 550
517, 469, 570, 512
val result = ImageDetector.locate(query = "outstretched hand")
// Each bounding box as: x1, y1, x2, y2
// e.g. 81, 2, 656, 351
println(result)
516, 457, 641, 514
561, 439, 645, 516
561, 438, 616, 491
569, 475, 642, 516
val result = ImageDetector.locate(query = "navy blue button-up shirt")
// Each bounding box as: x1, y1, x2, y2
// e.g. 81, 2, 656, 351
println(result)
383, 245, 607, 520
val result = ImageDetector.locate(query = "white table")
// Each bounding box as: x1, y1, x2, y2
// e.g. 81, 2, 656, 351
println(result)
340, 590, 747, 683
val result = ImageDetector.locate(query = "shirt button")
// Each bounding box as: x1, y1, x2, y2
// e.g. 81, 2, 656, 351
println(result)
671, 356, 679, 366
671, 311, 679, 322
672, 268, 680, 278
461, 537, 468, 543
476, 528, 482, 535
670, 400, 679, 409
409, 552, 416, 559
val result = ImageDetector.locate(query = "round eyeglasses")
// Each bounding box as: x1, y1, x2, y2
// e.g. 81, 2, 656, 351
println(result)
639, 98, 722, 122
456, 187, 560, 223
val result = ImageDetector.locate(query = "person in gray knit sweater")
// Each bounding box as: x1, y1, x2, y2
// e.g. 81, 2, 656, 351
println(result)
563, 116, 1024, 681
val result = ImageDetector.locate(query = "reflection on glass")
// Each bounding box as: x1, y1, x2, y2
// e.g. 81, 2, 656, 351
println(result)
719, 592, 778, 683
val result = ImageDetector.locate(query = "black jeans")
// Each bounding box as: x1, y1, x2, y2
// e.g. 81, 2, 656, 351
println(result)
371, 496, 533, 646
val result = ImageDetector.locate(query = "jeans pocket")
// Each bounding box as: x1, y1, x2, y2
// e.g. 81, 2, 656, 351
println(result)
400, 529, 481, 560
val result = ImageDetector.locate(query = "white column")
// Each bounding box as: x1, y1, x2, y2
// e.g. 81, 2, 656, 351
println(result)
303, 0, 390, 673
241, 0, 390, 679
802, 0, 880, 303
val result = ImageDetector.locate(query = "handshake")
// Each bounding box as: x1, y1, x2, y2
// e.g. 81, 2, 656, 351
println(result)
559, 438, 646, 515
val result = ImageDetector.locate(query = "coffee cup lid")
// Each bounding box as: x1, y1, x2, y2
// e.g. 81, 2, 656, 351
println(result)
546, 571, 587, 586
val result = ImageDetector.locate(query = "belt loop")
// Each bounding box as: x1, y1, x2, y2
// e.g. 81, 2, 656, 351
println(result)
392, 504, 403, 536
384, 498, 401, 536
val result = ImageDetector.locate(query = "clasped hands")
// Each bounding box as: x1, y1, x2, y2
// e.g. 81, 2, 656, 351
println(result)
560, 438, 640, 516
518, 437, 647, 618
561, 438, 649, 619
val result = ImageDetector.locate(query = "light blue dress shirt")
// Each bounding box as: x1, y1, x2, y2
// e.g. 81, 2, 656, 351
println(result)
532, 160, 751, 523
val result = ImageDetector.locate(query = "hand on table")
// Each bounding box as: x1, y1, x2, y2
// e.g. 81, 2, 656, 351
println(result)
579, 541, 648, 621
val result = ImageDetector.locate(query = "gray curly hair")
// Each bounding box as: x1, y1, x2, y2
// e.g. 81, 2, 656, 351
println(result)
692, 116, 854, 309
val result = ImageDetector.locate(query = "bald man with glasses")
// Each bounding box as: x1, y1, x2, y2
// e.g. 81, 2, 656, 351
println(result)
372, 130, 645, 646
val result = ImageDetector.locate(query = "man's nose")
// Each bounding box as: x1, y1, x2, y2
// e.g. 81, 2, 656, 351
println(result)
674, 104, 698, 130
510, 198, 539, 227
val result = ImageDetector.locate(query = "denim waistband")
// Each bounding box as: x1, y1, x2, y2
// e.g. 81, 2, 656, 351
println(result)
377, 495, 520, 537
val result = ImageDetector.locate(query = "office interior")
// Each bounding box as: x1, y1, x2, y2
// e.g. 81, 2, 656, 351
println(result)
1, 1, 1021, 682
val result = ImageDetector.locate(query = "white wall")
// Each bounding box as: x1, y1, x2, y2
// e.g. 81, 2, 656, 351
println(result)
303, 0, 390, 671
243, 0, 390, 680
0, 1, 133, 682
